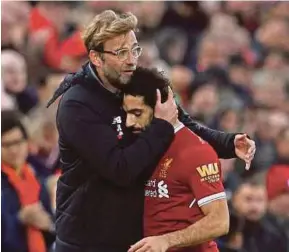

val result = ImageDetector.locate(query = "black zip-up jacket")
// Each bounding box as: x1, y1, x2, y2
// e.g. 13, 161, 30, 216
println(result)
48, 62, 237, 252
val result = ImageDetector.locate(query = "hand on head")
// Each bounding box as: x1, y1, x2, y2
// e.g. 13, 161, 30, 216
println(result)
154, 87, 178, 127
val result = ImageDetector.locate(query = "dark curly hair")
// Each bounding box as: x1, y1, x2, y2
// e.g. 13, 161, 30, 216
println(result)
123, 67, 171, 108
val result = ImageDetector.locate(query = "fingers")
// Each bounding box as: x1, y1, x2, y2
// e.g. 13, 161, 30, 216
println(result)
244, 141, 256, 171
128, 239, 146, 252
234, 134, 247, 146
235, 134, 256, 171
156, 89, 161, 105
167, 86, 174, 101
248, 141, 256, 153
156, 87, 176, 106
154, 87, 178, 126
235, 134, 246, 140
156, 87, 175, 104
133, 247, 149, 252
244, 153, 254, 171
247, 148, 255, 159
246, 141, 256, 159
245, 162, 251, 171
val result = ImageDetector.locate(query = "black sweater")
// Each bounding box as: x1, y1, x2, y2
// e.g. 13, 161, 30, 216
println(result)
49, 62, 237, 252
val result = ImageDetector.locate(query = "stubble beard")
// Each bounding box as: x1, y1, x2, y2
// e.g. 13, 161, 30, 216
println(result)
104, 68, 132, 91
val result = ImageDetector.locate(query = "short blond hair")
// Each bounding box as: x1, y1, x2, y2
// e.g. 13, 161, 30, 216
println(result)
82, 10, 138, 52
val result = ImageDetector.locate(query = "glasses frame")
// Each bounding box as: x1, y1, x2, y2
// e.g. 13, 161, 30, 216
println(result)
2, 138, 26, 148
94, 46, 142, 61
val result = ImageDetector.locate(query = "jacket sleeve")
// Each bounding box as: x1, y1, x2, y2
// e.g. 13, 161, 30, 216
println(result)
178, 105, 237, 159
57, 100, 175, 187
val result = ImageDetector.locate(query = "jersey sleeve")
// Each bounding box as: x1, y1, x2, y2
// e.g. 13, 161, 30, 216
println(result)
187, 144, 226, 207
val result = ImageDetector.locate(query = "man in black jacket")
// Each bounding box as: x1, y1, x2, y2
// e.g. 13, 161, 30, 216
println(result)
47, 10, 256, 252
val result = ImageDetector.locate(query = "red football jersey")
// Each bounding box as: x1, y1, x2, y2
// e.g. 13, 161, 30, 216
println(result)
144, 124, 226, 252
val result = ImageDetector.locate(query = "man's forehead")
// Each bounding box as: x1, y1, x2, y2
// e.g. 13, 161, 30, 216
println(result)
239, 184, 265, 194
105, 31, 138, 49
124, 94, 144, 105
2, 127, 23, 140
123, 95, 144, 108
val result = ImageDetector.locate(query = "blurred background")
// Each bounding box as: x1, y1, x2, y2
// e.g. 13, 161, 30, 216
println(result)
1, 1, 289, 252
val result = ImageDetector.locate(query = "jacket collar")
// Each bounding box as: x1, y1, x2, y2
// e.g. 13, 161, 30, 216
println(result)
86, 62, 122, 98
47, 61, 123, 108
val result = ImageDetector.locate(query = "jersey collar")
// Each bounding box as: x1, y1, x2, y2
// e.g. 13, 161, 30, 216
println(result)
174, 121, 185, 133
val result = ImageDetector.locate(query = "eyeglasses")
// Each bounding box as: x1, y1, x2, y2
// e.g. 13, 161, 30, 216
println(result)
95, 46, 142, 62
2, 138, 26, 148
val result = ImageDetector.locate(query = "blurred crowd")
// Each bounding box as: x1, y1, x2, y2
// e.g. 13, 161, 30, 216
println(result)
1, 1, 289, 252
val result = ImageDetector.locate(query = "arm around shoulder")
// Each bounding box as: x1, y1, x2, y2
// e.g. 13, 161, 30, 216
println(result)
178, 105, 237, 159
57, 99, 175, 187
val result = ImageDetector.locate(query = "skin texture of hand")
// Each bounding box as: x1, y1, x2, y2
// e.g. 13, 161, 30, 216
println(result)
18, 202, 54, 231
234, 134, 256, 170
128, 236, 170, 252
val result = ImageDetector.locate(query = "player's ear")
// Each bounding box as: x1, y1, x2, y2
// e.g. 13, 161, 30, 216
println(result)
89, 50, 103, 68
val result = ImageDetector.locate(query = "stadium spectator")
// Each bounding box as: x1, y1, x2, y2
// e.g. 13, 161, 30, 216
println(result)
231, 176, 287, 252
1, 110, 55, 252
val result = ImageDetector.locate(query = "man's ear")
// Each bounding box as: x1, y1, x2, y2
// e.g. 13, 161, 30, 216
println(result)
89, 50, 103, 68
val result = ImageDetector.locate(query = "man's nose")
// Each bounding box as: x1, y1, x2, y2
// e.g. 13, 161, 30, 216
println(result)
125, 51, 137, 65
126, 115, 135, 128
7, 145, 19, 155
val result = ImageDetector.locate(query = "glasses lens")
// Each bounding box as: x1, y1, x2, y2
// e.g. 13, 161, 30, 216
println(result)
132, 47, 142, 58
117, 50, 129, 61
2, 139, 25, 148
117, 47, 142, 61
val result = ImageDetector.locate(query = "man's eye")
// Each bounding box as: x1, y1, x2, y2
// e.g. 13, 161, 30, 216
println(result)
117, 50, 128, 58
134, 113, 141, 117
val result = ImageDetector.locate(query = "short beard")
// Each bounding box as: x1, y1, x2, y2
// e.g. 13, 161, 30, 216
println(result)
103, 67, 131, 91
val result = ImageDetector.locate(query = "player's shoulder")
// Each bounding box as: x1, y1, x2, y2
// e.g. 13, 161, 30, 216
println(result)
184, 143, 220, 179
180, 128, 218, 160
182, 127, 215, 149
177, 127, 206, 145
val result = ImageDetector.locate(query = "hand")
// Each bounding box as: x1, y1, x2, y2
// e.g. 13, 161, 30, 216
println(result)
154, 87, 178, 127
18, 202, 54, 231
46, 174, 60, 210
128, 236, 170, 252
234, 134, 256, 170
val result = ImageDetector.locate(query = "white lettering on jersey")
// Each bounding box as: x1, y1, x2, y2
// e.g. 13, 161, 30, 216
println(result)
158, 180, 169, 198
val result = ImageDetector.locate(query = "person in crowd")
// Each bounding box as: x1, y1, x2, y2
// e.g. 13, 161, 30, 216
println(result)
266, 128, 289, 242
1, 110, 55, 252
231, 176, 287, 252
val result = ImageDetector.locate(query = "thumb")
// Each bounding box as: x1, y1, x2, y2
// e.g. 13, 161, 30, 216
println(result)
245, 162, 251, 170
